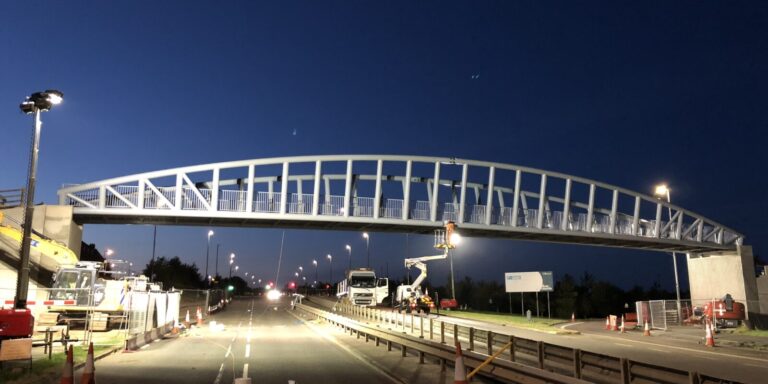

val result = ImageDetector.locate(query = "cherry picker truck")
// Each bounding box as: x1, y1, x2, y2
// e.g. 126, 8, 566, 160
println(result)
393, 221, 458, 314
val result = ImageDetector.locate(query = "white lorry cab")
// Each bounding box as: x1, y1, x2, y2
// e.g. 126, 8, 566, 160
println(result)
336, 268, 388, 306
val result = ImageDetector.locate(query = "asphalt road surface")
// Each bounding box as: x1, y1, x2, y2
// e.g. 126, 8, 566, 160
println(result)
83, 297, 405, 384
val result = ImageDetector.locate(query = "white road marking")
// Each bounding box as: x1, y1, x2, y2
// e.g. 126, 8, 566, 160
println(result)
242, 363, 249, 378
213, 362, 224, 384
225, 345, 231, 358
585, 333, 768, 363
614, 342, 633, 347
294, 312, 402, 384
245, 343, 251, 358
648, 348, 669, 353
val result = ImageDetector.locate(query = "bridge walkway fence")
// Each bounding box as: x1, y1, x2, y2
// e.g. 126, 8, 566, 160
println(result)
298, 300, 736, 384
59, 155, 744, 253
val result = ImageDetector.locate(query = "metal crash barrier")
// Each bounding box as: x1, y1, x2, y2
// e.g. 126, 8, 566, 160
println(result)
296, 302, 741, 384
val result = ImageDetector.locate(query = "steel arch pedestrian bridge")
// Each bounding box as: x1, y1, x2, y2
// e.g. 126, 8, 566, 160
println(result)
58, 155, 743, 253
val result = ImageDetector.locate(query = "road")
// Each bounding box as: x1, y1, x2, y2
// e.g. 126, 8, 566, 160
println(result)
81, 297, 407, 384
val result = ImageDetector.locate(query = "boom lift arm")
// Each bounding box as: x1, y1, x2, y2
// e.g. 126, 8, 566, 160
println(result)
403, 250, 448, 291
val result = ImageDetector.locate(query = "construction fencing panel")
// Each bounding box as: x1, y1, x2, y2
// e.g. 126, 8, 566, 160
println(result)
637, 300, 692, 330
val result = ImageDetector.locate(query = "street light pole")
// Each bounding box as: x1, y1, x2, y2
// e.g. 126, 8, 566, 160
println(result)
205, 230, 214, 286
215, 243, 220, 279
327, 254, 333, 284
362, 232, 370, 268
655, 184, 682, 321
14, 90, 63, 310
345, 245, 352, 271
312, 259, 318, 286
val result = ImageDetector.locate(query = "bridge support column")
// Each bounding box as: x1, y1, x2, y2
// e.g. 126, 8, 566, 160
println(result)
687, 245, 763, 321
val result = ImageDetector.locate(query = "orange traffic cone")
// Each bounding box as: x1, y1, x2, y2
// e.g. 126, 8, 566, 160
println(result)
80, 342, 96, 384
184, 310, 190, 327
454, 342, 468, 384
620, 315, 626, 333
605, 316, 610, 330
571, 312, 575, 322
196, 306, 203, 327
643, 321, 651, 336
612, 315, 619, 331
60, 345, 74, 384
705, 320, 715, 347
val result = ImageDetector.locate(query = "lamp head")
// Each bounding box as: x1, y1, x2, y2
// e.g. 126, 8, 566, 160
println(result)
654, 184, 670, 198
19, 90, 64, 114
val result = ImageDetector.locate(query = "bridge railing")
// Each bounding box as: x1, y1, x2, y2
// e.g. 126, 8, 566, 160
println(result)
58, 155, 743, 251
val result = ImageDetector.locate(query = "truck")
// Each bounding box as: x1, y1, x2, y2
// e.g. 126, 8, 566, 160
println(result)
336, 268, 389, 306
394, 253, 444, 314
393, 221, 458, 314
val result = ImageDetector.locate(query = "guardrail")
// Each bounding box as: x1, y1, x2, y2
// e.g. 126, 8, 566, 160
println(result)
303, 301, 739, 384
294, 302, 589, 384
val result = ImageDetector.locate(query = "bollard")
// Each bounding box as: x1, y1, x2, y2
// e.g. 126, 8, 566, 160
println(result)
401, 344, 407, 357
487, 331, 493, 355
387, 339, 392, 352
402, 311, 406, 332
468, 327, 474, 351
419, 350, 425, 364
419, 316, 424, 338
410, 312, 415, 333
376, 336, 380, 347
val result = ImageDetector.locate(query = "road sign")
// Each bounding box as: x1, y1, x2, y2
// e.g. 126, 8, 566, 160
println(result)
504, 271, 553, 292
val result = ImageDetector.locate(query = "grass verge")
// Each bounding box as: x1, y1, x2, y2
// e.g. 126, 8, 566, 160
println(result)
1, 343, 116, 383
438, 310, 568, 332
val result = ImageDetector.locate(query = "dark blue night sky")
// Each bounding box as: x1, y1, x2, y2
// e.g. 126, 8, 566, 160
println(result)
2, 1, 766, 289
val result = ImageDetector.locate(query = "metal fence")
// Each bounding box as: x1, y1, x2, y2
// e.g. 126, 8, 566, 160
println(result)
298, 301, 737, 384
635, 300, 692, 330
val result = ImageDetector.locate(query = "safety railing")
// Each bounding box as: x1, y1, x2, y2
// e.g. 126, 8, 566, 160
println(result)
58, 155, 743, 251
288, 193, 314, 214
380, 199, 403, 219
319, 195, 345, 216
254, 191, 280, 213
313, 301, 739, 384
0, 188, 23, 209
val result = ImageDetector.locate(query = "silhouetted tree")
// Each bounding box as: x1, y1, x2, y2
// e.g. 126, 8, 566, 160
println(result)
143, 256, 204, 289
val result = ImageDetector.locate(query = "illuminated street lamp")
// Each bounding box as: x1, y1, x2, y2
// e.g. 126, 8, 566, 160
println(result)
205, 230, 214, 286
14, 90, 63, 310
362, 232, 371, 268
327, 254, 333, 283
105, 248, 114, 258
654, 183, 682, 320
312, 259, 318, 286
345, 244, 352, 270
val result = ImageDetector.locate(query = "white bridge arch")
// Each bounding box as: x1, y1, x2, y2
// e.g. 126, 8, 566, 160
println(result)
58, 155, 743, 252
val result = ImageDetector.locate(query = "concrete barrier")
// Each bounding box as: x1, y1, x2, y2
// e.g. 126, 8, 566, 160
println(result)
124, 322, 174, 351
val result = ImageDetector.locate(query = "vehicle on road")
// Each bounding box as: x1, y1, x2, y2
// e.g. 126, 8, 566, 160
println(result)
336, 268, 388, 306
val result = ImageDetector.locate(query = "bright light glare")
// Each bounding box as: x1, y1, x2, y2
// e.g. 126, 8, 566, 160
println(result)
47, 93, 63, 105
450, 233, 462, 245
267, 289, 281, 300
208, 230, 214, 237
362, 232, 369, 239
654, 184, 669, 197
345, 245, 351, 250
